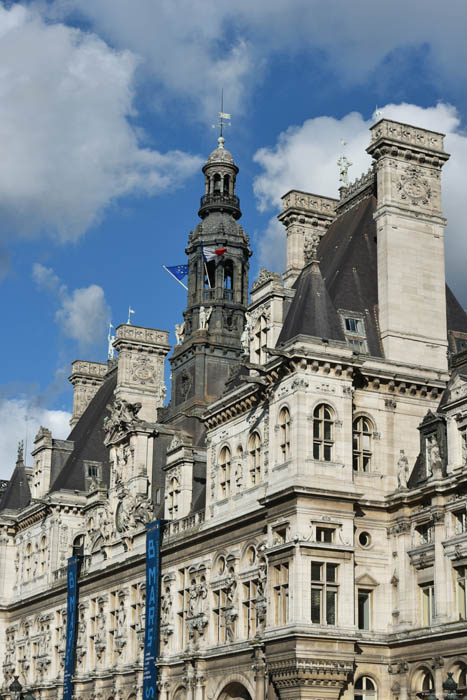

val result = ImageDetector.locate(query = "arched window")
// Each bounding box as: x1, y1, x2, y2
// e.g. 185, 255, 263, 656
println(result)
248, 432, 262, 485
72, 535, 84, 557
459, 667, 467, 689
223, 174, 230, 195
167, 477, 180, 518
223, 260, 233, 300
421, 671, 434, 693
279, 407, 291, 460
353, 417, 373, 472
354, 677, 377, 700
253, 316, 268, 365
213, 173, 221, 193
313, 404, 334, 461
219, 447, 231, 499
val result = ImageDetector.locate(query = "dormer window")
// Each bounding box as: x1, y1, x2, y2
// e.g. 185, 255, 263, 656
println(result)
340, 312, 368, 353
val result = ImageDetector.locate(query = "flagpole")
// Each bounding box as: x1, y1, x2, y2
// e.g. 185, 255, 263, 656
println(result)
162, 265, 188, 291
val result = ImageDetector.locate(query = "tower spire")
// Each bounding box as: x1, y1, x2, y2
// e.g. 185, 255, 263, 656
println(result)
213, 89, 231, 143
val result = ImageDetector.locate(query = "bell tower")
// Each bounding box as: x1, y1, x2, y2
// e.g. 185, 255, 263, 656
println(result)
169, 136, 251, 422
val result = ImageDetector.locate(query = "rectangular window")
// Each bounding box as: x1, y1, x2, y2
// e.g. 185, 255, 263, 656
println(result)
416, 523, 434, 545
242, 580, 257, 638
454, 510, 467, 535
213, 588, 227, 643
461, 428, 467, 465
345, 318, 364, 335
273, 563, 289, 625
311, 561, 338, 625
420, 583, 435, 626
358, 589, 371, 630
316, 527, 334, 543
457, 567, 467, 620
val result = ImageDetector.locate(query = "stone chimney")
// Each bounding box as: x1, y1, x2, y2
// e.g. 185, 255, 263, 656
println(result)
31, 426, 74, 498
69, 360, 108, 429
113, 324, 171, 422
367, 119, 450, 371
278, 190, 337, 287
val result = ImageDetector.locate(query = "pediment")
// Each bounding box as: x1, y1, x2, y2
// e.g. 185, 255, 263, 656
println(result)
448, 372, 467, 401
355, 573, 379, 587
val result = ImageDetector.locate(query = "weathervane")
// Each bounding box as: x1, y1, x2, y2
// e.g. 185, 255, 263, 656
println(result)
107, 322, 115, 360
374, 105, 383, 120
212, 89, 231, 140
337, 139, 352, 187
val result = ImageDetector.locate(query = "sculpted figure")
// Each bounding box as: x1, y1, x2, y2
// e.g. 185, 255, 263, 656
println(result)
397, 450, 409, 489
175, 322, 185, 345
430, 441, 443, 479
241, 313, 250, 354
199, 306, 212, 330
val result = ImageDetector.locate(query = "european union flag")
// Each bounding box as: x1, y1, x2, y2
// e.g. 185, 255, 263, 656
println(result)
165, 264, 188, 280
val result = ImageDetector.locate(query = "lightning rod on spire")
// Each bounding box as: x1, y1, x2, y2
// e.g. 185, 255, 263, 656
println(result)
212, 88, 231, 140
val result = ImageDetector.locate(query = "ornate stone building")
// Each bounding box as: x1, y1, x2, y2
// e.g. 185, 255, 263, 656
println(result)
2, 119, 467, 700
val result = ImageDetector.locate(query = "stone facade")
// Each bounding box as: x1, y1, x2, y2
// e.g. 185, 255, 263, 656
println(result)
1, 119, 467, 700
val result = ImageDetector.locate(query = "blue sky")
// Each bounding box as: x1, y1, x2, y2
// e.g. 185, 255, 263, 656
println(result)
2, 0, 467, 476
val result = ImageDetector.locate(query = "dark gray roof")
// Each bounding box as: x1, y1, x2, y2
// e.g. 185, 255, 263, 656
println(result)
278, 260, 345, 345
193, 211, 244, 240
0, 462, 31, 512
277, 192, 467, 354
50, 372, 116, 492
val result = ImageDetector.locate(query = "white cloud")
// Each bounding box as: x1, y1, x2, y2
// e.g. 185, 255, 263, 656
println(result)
252, 103, 467, 303
0, 398, 71, 480
33, 263, 110, 348
47, 0, 467, 118
0, 3, 202, 245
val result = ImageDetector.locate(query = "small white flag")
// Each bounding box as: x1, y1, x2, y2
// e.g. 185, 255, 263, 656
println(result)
127, 307, 135, 324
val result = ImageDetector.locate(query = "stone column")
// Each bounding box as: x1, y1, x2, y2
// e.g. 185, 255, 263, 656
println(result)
252, 644, 267, 700
69, 360, 108, 428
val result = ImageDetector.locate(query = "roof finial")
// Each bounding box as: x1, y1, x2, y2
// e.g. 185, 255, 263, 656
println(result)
17, 440, 24, 464
212, 89, 231, 146
338, 139, 352, 187
107, 322, 115, 359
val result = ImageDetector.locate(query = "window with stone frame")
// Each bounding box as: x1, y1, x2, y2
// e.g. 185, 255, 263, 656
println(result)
341, 313, 368, 353
167, 476, 180, 518
313, 404, 334, 461
253, 315, 268, 365
218, 446, 231, 499
311, 561, 338, 625
242, 579, 258, 638
176, 569, 191, 651
357, 589, 372, 630
352, 416, 373, 472
248, 432, 262, 485
416, 522, 434, 545
461, 426, 467, 465
354, 677, 377, 700
212, 587, 228, 643
272, 562, 289, 625
457, 566, 467, 620
40, 535, 47, 574
279, 406, 291, 461
454, 509, 467, 535
420, 582, 435, 626
316, 527, 335, 543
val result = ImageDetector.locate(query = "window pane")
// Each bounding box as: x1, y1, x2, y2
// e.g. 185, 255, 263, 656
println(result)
324, 422, 332, 441
358, 590, 370, 630
311, 562, 322, 581
311, 587, 321, 623
362, 435, 370, 451
326, 589, 336, 625
353, 455, 359, 471
326, 564, 337, 583
458, 578, 466, 619
313, 442, 320, 459
313, 421, 320, 439
323, 444, 332, 461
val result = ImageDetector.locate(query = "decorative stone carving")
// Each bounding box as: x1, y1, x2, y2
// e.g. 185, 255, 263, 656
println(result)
304, 232, 320, 263
104, 398, 143, 445
397, 450, 409, 489
252, 268, 280, 290
115, 489, 154, 533
199, 306, 212, 330
175, 322, 185, 346
397, 165, 432, 206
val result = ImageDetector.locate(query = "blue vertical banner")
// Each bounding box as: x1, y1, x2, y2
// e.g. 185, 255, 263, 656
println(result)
63, 555, 81, 700
143, 520, 163, 700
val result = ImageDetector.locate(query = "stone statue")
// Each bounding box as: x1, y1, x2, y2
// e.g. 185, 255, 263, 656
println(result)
241, 313, 250, 354
304, 232, 320, 263
199, 306, 212, 330
430, 441, 443, 479
338, 153, 352, 186
161, 586, 172, 625
397, 450, 409, 489
104, 398, 142, 443
175, 322, 185, 345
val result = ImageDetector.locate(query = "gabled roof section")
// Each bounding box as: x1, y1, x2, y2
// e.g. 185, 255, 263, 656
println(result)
277, 260, 345, 345
0, 462, 31, 512
50, 371, 117, 493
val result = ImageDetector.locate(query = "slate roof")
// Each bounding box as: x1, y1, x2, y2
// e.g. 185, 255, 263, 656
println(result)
277, 192, 467, 355
50, 371, 116, 493
0, 461, 31, 512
